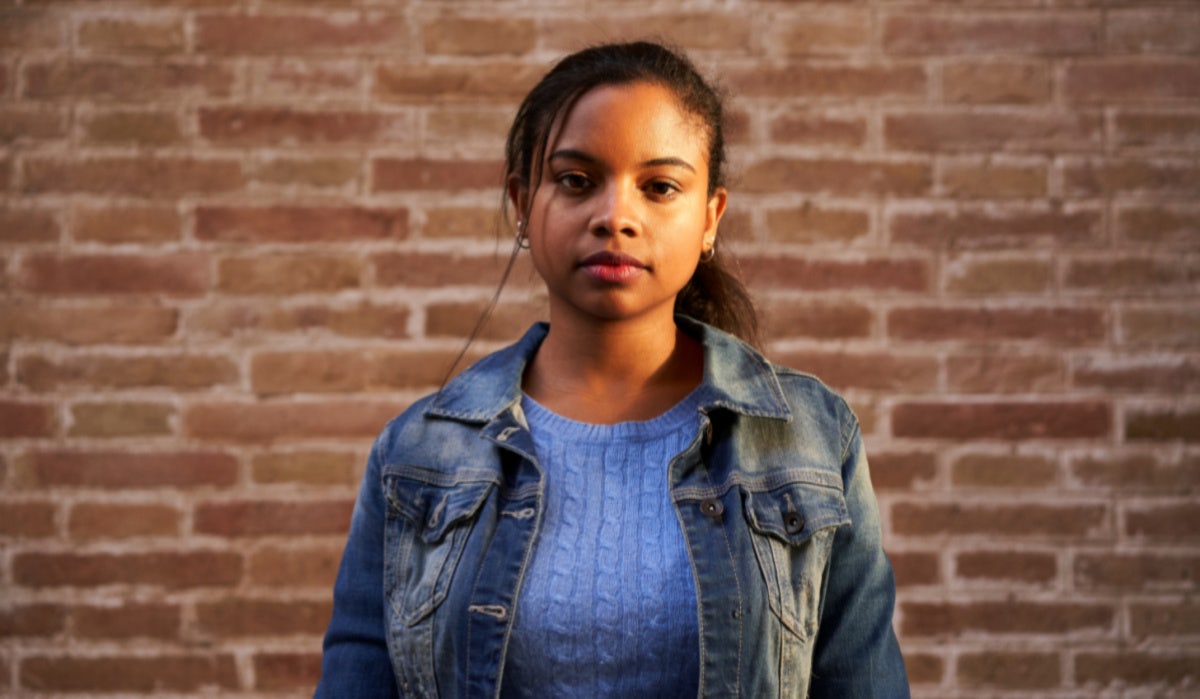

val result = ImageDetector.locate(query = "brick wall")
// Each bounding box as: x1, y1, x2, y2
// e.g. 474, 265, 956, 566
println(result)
1, 0, 1197, 696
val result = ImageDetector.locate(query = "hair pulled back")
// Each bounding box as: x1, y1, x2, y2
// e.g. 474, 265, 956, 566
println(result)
505, 41, 761, 348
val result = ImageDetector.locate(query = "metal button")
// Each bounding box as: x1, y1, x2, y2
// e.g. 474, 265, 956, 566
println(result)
699, 498, 724, 519
783, 511, 804, 534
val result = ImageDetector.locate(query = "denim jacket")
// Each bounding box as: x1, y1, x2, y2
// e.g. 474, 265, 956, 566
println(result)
316, 318, 909, 698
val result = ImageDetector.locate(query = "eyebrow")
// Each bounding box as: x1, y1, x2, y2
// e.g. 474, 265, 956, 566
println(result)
548, 148, 696, 173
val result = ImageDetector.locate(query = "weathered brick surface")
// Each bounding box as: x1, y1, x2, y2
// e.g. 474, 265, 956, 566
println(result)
2, 2, 1196, 696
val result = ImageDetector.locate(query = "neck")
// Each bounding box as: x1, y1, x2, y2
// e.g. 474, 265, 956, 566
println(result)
523, 311, 703, 424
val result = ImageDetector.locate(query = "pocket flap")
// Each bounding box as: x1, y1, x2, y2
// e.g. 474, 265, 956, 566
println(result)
742, 480, 849, 546
384, 471, 493, 544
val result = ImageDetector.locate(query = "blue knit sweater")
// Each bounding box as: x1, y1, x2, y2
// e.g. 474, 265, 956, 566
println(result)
499, 392, 702, 698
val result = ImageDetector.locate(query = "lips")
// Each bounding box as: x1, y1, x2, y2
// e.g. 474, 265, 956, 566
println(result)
578, 250, 646, 283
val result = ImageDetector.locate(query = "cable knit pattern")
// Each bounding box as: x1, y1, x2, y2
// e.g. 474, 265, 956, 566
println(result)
500, 392, 702, 698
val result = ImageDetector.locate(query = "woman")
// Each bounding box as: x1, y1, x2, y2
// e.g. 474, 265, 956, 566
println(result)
316, 41, 908, 698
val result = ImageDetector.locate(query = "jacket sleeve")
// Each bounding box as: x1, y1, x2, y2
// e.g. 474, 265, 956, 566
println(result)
808, 419, 910, 699
315, 436, 399, 699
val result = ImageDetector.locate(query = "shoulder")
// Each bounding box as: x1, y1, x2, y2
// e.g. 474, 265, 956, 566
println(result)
768, 360, 861, 454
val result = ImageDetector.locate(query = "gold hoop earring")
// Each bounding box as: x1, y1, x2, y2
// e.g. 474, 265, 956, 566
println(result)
699, 246, 715, 263
515, 221, 530, 249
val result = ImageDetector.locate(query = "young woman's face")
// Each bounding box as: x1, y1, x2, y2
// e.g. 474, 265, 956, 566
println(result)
515, 81, 726, 328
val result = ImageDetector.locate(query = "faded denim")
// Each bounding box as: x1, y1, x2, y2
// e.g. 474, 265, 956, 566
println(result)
316, 318, 909, 698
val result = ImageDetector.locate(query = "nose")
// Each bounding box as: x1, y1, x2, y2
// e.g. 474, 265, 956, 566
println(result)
588, 181, 640, 237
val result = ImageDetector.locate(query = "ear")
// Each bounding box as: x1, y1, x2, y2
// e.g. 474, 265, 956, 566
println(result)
507, 174, 530, 223
702, 187, 727, 251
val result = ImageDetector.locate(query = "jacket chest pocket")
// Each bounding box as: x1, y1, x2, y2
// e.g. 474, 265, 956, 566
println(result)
383, 470, 493, 626
741, 478, 849, 640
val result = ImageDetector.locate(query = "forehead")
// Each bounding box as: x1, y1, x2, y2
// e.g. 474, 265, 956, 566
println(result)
548, 81, 710, 164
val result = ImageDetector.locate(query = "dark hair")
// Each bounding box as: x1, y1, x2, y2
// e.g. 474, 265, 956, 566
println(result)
505, 41, 761, 348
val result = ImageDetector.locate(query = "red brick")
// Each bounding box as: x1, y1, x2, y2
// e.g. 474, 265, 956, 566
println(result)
957, 652, 1060, 689
939, 158, 1048, 199
1106, 10, 1200, 54
196, 499, 352, 537
890, 551, 940, 587
1065, 257, 1184, 293
1074, 552, 1200, 591
184, 400, 398, 442
883, 12, 1100, 55
197, 205, 406, 243
251, 450, 359, 486
372, 157, 502, 192
741, 256, 929, 292
724, 64, 927, 100
1066, 157, 1200, 197
22, 60, 233, 102
13, 551, 242, 588
0, 501, 57, 538
1114, 111, 1200, 150
255, 652, 322, 690
247, 59, 364, 101
1126, 503, 1200, 540
742, 158, 930, 196
0, 106, 67, 142
17, 254, 209, 296
951, 452, 1058, 488
901, 600, 1113, 636
757, 299, 873, 342
890, 206, 1100, 248
955, 551, 1057, 584
372, 250, 531, 288
893, 400, 1110, 439
81, 109, 181, 145
72, 204, 180, 244
0, 207, 59, 244
944, 255, 1054, 295
217, 254, 360, 295
68, 503, 181, 540
371, 349, 487, 390
1073, 355, 1199, 394
1130, 602, 1200, 637
423, 208, 501, 242
199, 107, 412, 146
250, 156, 360, 189
885, 110, 1102, 152
764, 204, 870, 244
766, 8, 870, 55
1125, 408, 1200, 442
1065, 59, 1200, 103
197, 13, 407, 53
542, 14, 752, 53
74, 602, 180, 639
248, 544, 343, 588
1121, 307, 1200, 346
1075, 652, 1199, 686
17, 449, 238, 489
904, 653, 944, 685
943, 61, 1052, 105
196, 598, 331, 636
68, 401, 173, 438
867, 451, 937, 491
0, 605, 66, 638
892, 502, 1108, 538
20, 654, 237, 692
768, 113, 867, 147
424, 106, 514, 146
1070, 453, 1199, 492
1117, 205, 1200, 247
0, 8, 63, 51
0, 301, 178, 345
375, 62, 542, 103
78, 18, 185, 54
423, 17, 537, 56
251, 350, 370, 395
0, 401, 56, 438
23, 157, 244, 197
17, 353, 238, 392
889, 306, 1105, 345
426, 299, 548, 341
773, 351, 937, 392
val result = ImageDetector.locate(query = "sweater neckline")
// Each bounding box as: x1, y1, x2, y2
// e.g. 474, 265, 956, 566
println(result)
520, 388, 703, 444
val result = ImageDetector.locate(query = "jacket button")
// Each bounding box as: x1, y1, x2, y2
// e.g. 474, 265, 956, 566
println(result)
783, 511, 804, 534
699, 498, 723, 519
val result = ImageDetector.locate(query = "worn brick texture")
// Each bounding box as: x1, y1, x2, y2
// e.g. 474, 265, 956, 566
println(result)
1, 0, 1197, 696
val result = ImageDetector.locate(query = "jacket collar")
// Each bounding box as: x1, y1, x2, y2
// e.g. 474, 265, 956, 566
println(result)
426, 317, 791, 424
